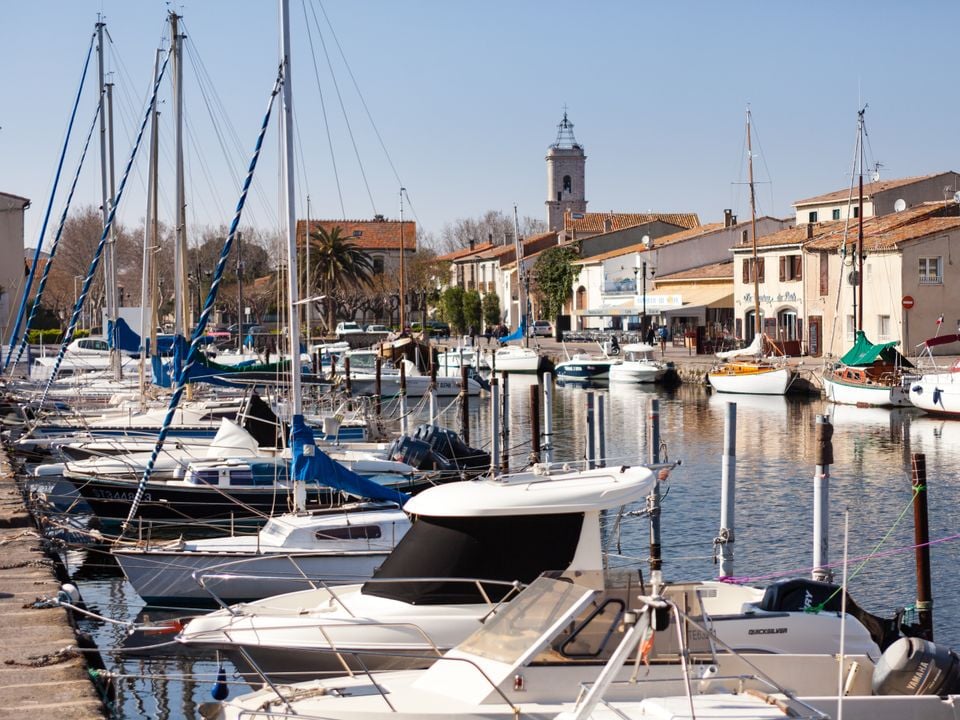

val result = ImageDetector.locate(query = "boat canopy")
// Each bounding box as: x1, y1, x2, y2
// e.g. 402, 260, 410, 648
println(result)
840, 330, 913, 368
715, 332, 762, 360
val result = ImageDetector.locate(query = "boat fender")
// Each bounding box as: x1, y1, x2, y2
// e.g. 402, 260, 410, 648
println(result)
872, 637, 960, 695
211, 665, 229, 700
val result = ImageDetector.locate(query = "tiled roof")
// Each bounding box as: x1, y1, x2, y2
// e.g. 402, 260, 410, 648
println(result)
564, 211, 700, 234
577, 222, 727, 264
297, 219, 417, 252
793, 174, 942, 207
747, 202, 960, 252
437, 243, 495, 262
476, 231, 559, 264
657, 260, 734, 281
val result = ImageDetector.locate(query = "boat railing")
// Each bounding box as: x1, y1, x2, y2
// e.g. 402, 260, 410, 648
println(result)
229, 639, 519, 717
194, 570, 526, 616
565, 593, 831, 720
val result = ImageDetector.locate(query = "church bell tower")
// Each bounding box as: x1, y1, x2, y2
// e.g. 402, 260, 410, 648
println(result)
545, 111, 587, 231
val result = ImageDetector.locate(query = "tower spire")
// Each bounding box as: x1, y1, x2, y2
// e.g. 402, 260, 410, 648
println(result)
552, 110, 580, 149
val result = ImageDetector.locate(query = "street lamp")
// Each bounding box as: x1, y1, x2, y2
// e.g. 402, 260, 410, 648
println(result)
634, 261, 656, 333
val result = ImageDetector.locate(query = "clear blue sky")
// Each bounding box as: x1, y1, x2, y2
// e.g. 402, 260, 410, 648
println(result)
2, 0, 957, 248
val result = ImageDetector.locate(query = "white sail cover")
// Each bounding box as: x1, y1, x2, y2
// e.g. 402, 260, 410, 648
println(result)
715, 333, 763, 360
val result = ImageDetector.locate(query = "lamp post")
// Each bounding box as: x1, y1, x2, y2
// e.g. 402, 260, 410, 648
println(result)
634, 261, 655, 333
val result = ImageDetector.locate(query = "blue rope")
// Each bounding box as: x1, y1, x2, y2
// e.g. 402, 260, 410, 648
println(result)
5, 31, 96, 369
9, 103, 101, 373
120, 70, 283, 534
36, 52, 171, 408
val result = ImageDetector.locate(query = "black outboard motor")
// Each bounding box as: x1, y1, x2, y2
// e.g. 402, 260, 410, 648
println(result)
873, 637, 960, 695
386, 424, 490, 479
758, 578, 904, 651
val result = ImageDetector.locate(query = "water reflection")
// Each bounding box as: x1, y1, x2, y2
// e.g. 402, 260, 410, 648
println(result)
65, 381, 960, 719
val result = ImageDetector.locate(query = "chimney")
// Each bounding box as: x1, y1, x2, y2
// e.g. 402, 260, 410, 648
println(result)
487, 233, 493, 245
806, 224, 814, 240
724, 209, 733, 227
469, 238, 475, 251
603, 218, 613, 233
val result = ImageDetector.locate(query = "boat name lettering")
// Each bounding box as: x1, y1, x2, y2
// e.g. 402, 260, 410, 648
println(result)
92, 489, 152, 502
747, 627, 787, 635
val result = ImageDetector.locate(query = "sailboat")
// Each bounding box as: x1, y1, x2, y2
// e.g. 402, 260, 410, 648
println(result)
707, 110, 797, 396
821, 109, 912, 407
486, 207, 541, 373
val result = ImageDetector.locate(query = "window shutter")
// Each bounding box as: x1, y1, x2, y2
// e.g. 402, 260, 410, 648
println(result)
758, 258, 765, 282
742, 260, 750, 283
793, 255, 803, 280
819, 252, 829, 295
779, 256, 786, 281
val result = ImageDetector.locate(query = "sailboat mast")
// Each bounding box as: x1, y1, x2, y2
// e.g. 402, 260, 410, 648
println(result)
513, 205, 528, 349
399, 187, 407, 331
95, 21, 119, 376
171, 12, 189, 339
857, 108, 865, 333
139, 49, 162, 400
746, 109, 761, 338
280, 0, 302, 414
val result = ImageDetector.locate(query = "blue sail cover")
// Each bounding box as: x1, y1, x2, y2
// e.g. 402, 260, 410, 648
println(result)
106, 317, 142, 353
500, 315, 527, 344
290, 414, 409, 505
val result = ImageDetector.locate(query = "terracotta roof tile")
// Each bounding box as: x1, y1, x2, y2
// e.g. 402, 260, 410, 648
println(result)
476, 231, 559, 264
754, 202, 960, 252
657, 260, 734, 281
297, 219, 416, 252
576, 222, 736, 264
564, 210, 700, 234
793, 174, 941, 207
437, 243, 495, 262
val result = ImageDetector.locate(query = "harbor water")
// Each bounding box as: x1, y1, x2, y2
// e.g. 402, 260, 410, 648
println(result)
60, 380, 960, 718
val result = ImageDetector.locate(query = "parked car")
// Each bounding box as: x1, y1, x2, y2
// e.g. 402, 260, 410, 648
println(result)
365, 324, 390, 334
428, 320, 450, 338
530, 320, 553, 337
335, 321, 364, 339
227, 323, 261, 337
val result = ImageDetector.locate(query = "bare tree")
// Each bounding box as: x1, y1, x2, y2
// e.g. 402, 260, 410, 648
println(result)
437, 210, 545, 253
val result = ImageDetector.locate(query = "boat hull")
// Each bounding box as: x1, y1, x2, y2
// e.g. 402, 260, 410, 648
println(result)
114, 550, 391, 605
608, 363, 665, 384
909, 373, 960, 416
555, 360, 616, 382
707, 365, 795, 395
822, 374, 911, 407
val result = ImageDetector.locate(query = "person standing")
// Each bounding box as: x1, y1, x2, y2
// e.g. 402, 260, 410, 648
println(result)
658, 325, 668, 356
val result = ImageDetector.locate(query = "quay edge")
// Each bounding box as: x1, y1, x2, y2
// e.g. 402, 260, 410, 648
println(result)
0, 448, 108, 719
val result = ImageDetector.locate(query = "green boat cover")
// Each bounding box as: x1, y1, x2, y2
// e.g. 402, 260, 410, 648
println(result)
839, 330, 913, 368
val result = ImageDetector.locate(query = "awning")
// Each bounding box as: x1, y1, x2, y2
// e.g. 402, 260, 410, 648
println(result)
659, 284, 733, 316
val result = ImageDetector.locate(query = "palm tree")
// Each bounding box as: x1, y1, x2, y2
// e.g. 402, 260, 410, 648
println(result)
307, 225, 375, 332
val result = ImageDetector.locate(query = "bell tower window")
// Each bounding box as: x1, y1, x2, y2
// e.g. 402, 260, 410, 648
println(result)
563, 175, 572, 193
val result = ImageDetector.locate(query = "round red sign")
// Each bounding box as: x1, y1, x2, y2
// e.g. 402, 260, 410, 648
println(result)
902, 295, 915, 309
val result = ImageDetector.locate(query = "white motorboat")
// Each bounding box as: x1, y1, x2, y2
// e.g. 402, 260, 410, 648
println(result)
608, 343, 667, 383
486, 345, 541, 373
178, 463, 659, 679
113, 503, 410, 604
555, 353, 619, 383
908, 334, 960, 416
348, 363, 484, 396
205, 570, 929, 720
178, 460, 892, 687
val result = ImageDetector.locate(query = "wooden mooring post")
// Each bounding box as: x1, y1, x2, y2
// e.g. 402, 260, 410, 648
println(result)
912, 453, 934, 640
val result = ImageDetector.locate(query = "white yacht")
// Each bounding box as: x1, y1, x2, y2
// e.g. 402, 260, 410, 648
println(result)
608, 343, 667, 383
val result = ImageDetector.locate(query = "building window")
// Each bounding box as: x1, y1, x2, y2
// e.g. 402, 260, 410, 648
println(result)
832, 208, 841, 220
808, 211, 818, 223
563, 175, 572, 193
741, 257, 765, 283
818, 252, 829, 296
779, 255, 802, 281
878, 314, 891, 341
853, 206, 860, 218
919, 256, 942, 284
778, 310, 799, 340
372, 256, 385, 274
846, 314, 856, 342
